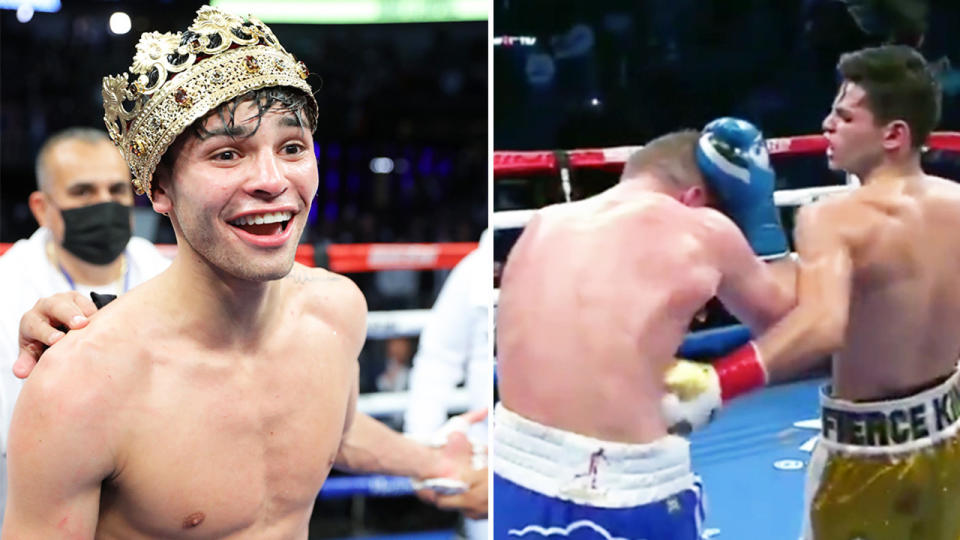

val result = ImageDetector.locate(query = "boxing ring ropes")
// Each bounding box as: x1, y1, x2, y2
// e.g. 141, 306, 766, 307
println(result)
0, 240, 478, 502
493, 131, 960, 357
493, 132, 960, 539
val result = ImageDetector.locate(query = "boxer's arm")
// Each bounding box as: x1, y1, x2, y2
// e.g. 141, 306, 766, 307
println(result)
3, 350, 113, 538
319, 266, 479, 482
753, 203, 853, 383
661, 211, 795, 428
336, 411, 467, 478
711, 210, 795, 333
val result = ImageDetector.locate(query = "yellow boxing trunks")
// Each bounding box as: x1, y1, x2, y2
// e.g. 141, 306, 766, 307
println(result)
804, 368, 960, 540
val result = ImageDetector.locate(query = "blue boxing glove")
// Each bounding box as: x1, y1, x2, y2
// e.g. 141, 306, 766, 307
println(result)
696, 118, 789, 260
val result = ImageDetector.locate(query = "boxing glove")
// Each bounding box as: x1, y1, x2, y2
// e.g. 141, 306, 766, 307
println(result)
696, 117, 790, 260
662, 342, 767, 434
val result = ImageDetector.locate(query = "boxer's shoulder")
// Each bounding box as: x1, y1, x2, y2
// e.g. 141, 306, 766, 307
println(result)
19, 322, 133, 432
286, 263, 367, 348
688, 206, 743, 246
793, 197, 881, 258
601, 192, 697, 226
802, 193, 872, 229
923, 174, 960, 203
286, 263, 363, 305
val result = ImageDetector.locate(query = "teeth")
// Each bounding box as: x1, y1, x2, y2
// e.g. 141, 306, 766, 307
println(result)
229, 211, 292, 226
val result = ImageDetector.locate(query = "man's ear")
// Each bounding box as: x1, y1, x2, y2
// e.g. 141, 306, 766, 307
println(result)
151, 172, 173, 215
27, 191, 49, 226
678, 186, 707, 207
882, 120, 911, 152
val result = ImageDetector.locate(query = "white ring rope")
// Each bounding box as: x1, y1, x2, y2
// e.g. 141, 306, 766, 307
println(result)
366, 309, 430, 339
361, 309, 472, 418
492, 184, 855, 231
358, 388, 471, 417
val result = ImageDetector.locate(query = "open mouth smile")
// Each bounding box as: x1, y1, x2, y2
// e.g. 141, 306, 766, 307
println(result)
227, 210, 295, 247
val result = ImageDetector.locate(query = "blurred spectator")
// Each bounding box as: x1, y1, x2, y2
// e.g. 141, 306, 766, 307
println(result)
377, 338, 415, 393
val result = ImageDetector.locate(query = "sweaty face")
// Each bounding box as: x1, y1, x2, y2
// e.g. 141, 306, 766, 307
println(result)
37, 140, 133, 244
157, 101, 318, 282
822, 82, 886, 177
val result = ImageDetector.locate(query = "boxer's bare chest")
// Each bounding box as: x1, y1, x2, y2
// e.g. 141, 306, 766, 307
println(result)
97, 325, 355, 539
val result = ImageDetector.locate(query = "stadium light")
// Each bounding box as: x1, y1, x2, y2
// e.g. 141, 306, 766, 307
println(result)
109, 11, 131, 35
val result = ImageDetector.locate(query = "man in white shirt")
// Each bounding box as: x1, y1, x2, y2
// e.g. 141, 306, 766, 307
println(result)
404, 230, 491, 538
0, 127, 170, 522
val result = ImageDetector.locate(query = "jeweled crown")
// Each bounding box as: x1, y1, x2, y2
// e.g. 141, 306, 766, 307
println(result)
103, 6, 318, 199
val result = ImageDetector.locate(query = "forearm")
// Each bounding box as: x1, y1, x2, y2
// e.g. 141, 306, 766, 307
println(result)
768, 257, 798, 307
755, 306, 838, 384
751, 257, 799, 334
335, 412, 441, 479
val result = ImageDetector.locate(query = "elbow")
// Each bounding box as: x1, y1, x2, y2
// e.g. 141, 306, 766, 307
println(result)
773, 277, 799, 320
754, 292, 797, 335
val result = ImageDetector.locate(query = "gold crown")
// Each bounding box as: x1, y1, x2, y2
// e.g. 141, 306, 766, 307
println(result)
102, 6, 318, 199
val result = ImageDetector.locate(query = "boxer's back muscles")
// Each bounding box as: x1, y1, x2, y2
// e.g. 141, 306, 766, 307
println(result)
497, 189, 787, 443
807, 176, 960, 400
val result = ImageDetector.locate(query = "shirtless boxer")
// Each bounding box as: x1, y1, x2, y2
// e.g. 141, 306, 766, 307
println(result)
494, 126, 795, 539
667, 46, 960, 540
2, 7, 477, 538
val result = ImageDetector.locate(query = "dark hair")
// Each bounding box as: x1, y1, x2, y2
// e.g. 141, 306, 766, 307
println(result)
153, 86, 316, 188
621, 130, 707, 192
837, 45, 941, 148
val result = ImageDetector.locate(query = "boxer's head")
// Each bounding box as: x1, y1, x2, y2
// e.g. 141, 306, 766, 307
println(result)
102, 6, 318, 202
150, 87, 318, 282
824, 45, 940, 175
102, 5, 320, 282
621, 130, 716, 208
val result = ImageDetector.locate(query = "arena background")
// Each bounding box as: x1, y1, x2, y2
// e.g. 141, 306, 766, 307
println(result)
0, 1, 486, 538
493, 0, 960, 316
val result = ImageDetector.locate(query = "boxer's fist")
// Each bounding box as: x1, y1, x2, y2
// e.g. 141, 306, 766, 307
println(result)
696, 117, 789, 260
662, 343, 768, 434
662, 360, 721, 435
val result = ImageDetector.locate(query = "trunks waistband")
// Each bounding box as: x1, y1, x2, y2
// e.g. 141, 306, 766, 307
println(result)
493, 403, 695, 508
819, 367, 960, 454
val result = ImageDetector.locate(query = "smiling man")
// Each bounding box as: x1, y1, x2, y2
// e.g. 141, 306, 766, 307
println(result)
2, 7, 477, 539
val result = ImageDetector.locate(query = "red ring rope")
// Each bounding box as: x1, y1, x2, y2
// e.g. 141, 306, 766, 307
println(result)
0, 242, 477, 273
493, 132, 960, 176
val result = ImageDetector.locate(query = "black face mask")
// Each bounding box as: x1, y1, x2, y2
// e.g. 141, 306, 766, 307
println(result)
59, 201, 132, 265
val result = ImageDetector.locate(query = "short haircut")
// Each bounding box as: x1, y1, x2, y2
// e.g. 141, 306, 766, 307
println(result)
35, 127, 113, 192
620, 130, 707, 192
154, 86, 316, 190
837, 45, 941, 148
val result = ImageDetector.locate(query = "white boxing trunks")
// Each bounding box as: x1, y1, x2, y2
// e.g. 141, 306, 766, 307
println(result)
493, 403, 705, 539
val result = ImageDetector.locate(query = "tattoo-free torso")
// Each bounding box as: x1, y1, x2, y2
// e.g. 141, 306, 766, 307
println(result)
825, 176, 960, 400
497, 192, 722, 443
